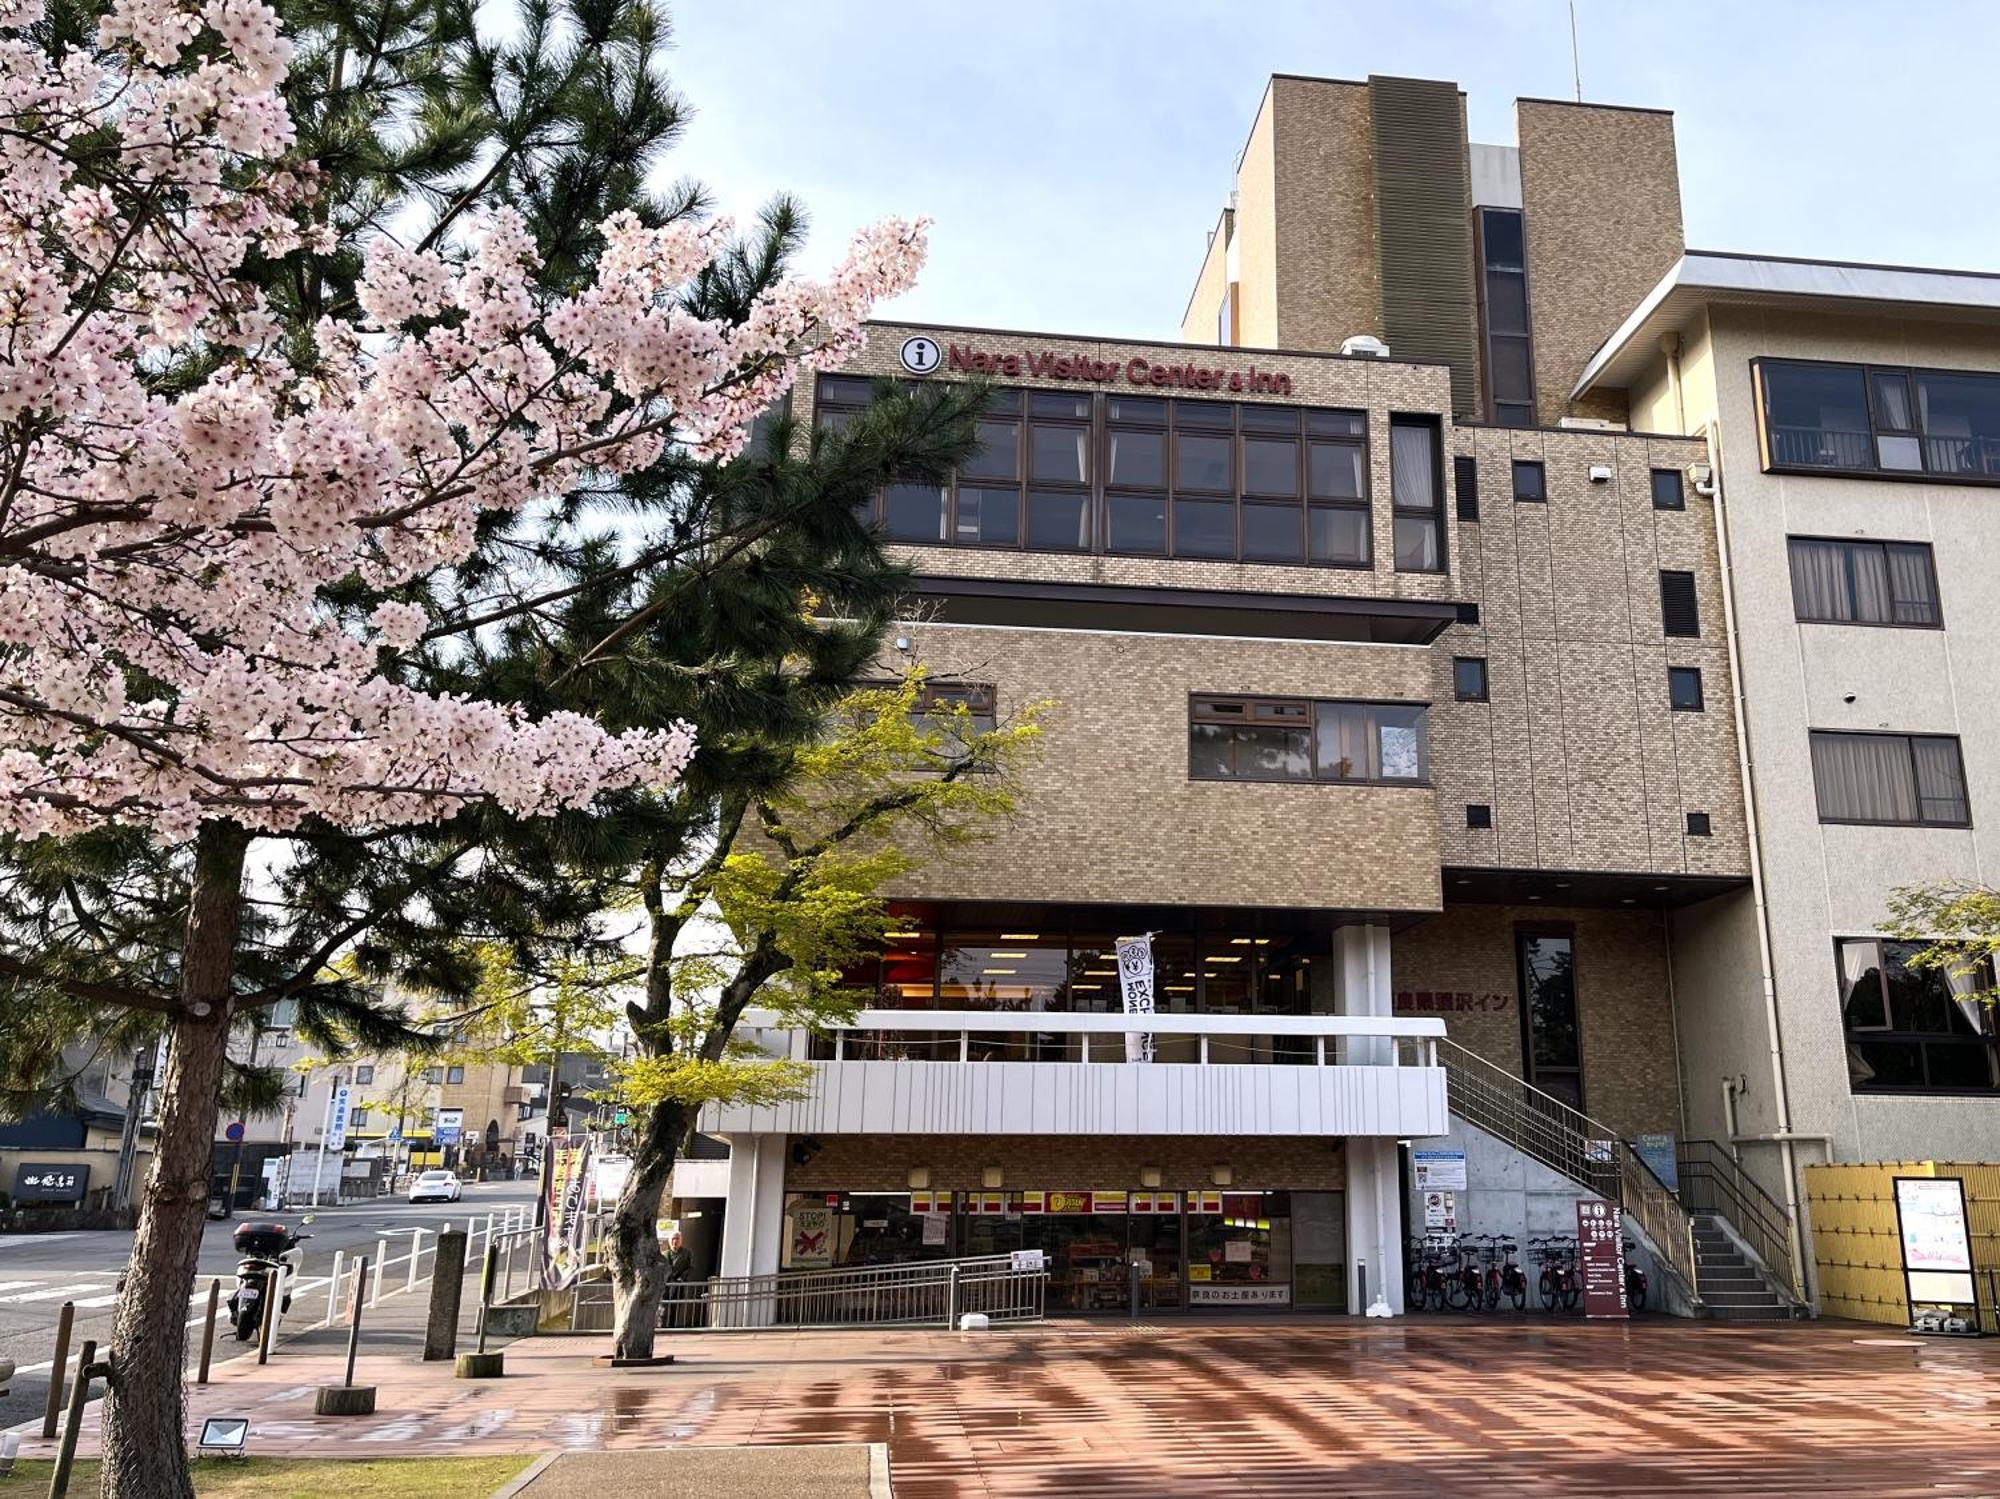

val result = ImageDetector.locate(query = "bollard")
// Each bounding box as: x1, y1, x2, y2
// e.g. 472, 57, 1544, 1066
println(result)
314, 1258, 377, 1416
41, 1302, 73, 1440
407, 1228, 424, 1293
197, 1279, 221, 1385
1129, 1261, 1142, 1319
47, 1340, 97, 1499
325, 1249, 345, 1324
422, 1228, 469, 1362
456, 1243, 504, 1379
256, 1264, 283, 1365
372, 1238, 388, 1306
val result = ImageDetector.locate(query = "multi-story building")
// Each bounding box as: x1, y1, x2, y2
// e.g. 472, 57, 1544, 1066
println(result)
693, 73, 2000, 1319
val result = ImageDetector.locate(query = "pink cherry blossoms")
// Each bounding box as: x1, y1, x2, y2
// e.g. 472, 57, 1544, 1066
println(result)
0, 0, 930, 842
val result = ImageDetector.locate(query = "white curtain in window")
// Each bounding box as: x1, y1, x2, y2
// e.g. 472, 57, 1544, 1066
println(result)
1788, 539, 1850, 619
1847, 544, 1891, 621
1390, 422, 1437, 507
1886, 546, 1937, 623
1811, 733, 1918, 822
1840, 939, 1886, 1028
1911, 737, 1968, 821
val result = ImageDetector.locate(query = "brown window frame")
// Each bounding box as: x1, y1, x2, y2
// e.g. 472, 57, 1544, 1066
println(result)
1836, 937, 2000, 1096
1755, 356, 2000, 485
826, 375, 1373, 571
1809, 730, 1972, 829
1787, 535, 1942, 629
1188, 693, 1430, 787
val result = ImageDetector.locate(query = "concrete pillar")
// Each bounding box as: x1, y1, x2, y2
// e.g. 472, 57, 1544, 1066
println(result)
1332, 922, 1394, 1062
718, 1134, 787, 1280
1346, 1137, 1406, 1315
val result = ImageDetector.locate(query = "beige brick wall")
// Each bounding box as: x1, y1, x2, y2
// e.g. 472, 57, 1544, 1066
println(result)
888, 626, 1443, 913
1515, 99, 1683, 426
787, 1134, 1347, 1193
820, 324, 1748, 888
1179, 208, 1232, 346
1393, 903, 1682, 1138
1233, 86, 1280, 350
1271, 76, 1382, 355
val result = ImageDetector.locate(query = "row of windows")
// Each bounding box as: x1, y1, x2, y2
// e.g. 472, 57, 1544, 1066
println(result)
1451, 656, 1704, 712
1759, 358, 2000, 481
1188, 696, 1428, 785
1839, 938, 1999, 1095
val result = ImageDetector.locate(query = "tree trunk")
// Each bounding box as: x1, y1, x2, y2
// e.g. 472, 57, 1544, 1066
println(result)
99, 821, 248, 1499
607, 1098, 689, 1360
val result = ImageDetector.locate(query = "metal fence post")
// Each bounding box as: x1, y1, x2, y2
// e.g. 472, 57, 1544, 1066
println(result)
326, 1249, 346, 1324
48, 1340, 97, 1499
372, 1238, 388, 1305
196, 1280, 220, 1385
407, 1228, 424, 1293
946, 1263, 960, 1328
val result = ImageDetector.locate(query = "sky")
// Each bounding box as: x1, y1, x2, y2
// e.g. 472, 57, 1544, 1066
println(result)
661, 0, 2000, 341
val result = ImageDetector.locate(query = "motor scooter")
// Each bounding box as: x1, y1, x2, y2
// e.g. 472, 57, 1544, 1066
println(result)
227, 1217, 312, 1340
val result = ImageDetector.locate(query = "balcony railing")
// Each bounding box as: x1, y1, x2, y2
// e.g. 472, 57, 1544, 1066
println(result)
1767, 423, 2000, 478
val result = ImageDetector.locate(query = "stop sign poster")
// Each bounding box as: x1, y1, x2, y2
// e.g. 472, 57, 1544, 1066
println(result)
1576, 1198, 1629, 1318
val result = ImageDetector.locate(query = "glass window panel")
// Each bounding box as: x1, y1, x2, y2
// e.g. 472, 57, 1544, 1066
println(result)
1512, 460, 1546, 501
1916, 372, 2000, 476
1519, 934, 1580, 1073
1650, 469, 1685, 510
1029, 424, 1090, 484
938, 935, 1072, 1012
1025, 489, 1090, 551
1105, 493, 1167, 553
1912, 737, 1970, 824
1241, 502, 1304, 562
1107, 427, 1165, 488
1762, 363, 1871, 469
1454, 657, 1488, 701
1810, 732, 1920, 823
1237, 725, 1312, 781
1105, 395, 1165, 424
1243, 437, 1299, 497
882, 483, 947, 542
1394, 514, 1440, 571
1390, 421, 1440, 507
1375, 705, 1428, 781
1667, 666, 1704, 711
1877, 434, 1924, 471
1888, 544, 1941, 625
1313, 703, 1376, 781
817, 375, 874, 406
1309, 504, 1369, 564
1174, 399, 1234, 430
1871, 371, 1914, 431
1884, 941, 1954, 1033
1925, 1042, 1996, 1090
954, 485, 1019, 545
1238, 405, 1299, 433
1176, 433, 1233, 492
1029, 390, 1091, 419
1173, 499, 1235, 557
1308, 441, 1364, 499
960, 419, 1020, 481
1849, 1038, 1925, 1088
981, 388, 1021, 414
1189, 722, 1233, 779
1485, 269, 1529, 335
818, 405, 856, 434
1495, 402, 1534, 429
1490, 336, 1534, 404
1839, 939, 1888, 1030
1306, 409, 1367, 437
1481, 208, 1525, 270
1789, 538, 1854, 621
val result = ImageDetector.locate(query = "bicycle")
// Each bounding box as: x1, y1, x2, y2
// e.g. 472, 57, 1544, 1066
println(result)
1405, 1234, 1458, 1311
1623, 1237, 1648, 1313
1530, 1235, 1580, 1313
1483, 1236, 1527, 1311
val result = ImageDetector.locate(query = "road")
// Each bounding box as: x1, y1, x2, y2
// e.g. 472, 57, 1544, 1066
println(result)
0, 1178, 536, 1432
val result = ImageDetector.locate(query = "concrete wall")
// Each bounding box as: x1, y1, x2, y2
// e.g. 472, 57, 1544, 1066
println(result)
1704, 305, 2000, 1166
1180, 208, 1233, 346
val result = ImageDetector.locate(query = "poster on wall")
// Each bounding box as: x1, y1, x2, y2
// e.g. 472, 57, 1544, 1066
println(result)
540, 1138, 594, 1290
1894, 1176, 1976, 1307
1115, 934, 1156, 1063
1576, 1198, 1629, 1318
1190, 1283, 1289, 1306
790, 1205, 833, 1269
1413, 1150, 1467, 1191
1633, 1133, 1678, 1192
1422, 1191, 1457, 1236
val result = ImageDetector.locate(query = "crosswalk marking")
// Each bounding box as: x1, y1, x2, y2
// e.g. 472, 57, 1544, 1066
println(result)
0, 1281, 35, 1293
0, 1282, 105, 1303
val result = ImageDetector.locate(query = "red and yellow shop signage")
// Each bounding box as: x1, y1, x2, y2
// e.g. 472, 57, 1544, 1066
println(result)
910, 1191, 953, 1214
1191, 1191, 1223, 1214
1129, 1192, 1181, 1214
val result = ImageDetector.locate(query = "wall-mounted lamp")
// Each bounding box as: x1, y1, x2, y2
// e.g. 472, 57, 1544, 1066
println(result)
1140, 1166, 1163, 1189
907, 1167, 930, 1190
1210, 1164, 1233, 1187
982, 1165, 1005, 1189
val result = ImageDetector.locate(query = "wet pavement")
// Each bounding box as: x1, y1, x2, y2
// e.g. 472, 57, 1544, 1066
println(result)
18, 1316, 2000, 1496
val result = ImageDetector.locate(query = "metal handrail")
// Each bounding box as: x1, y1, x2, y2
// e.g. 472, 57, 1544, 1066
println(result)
1676, 1140, 1803, 1303
645, 1253, 1049, 1331
1436, 1039, 1699, 1302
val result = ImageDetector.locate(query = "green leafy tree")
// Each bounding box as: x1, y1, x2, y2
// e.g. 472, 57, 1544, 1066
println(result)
1884, 881, 2000, 1007
601, 672, 1048, 1360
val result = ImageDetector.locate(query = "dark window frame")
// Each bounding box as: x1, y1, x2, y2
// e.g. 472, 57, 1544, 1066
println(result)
1453, 656, 1490, 703
1755, 356, 2000, 485
1659, 569, 1700, 637
825, 376, 1375, 570
1515, 925, 1584, 1111
1465, 804, 1493, 829
1809, 730, 1972, 829
1475, 207, 1537, 429
1511, 459, 1546, 502
1650, 468, 1686, 511
1787, 535, 1943, 629
1667, 666, 1705, 712
1389, 414, 1448, 575
1836, 936, 2000, 1096
1188, 693, 1431, 788
1685, 811, 1712, 836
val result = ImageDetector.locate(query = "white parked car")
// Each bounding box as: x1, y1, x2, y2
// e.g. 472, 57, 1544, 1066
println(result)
407, 1169, 462, 1204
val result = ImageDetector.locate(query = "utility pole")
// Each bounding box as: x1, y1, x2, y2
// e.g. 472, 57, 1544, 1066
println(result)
112, 1044, 156, 1211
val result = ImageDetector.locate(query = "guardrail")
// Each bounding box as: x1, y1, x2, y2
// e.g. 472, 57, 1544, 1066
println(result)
647, 1253, 1049, 1331
1676, 1140, 1803, 1303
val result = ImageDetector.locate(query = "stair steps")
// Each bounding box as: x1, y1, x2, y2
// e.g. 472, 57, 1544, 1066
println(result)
1690, 1214, 1796, 1320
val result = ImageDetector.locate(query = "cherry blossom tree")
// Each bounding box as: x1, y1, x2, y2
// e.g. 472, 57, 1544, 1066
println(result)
0, 2, 927, 1492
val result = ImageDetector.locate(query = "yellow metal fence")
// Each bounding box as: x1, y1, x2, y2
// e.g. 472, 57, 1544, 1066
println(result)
1805, 1161, 2000, 1325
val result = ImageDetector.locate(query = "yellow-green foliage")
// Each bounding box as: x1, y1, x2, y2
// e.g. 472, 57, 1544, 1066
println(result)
1885, 880, 2000, 1008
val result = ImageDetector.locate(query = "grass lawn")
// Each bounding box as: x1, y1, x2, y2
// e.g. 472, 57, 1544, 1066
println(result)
0, 1455, 536, 1497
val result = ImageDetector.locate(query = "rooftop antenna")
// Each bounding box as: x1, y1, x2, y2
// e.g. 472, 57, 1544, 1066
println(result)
1568, 1, 1583, 102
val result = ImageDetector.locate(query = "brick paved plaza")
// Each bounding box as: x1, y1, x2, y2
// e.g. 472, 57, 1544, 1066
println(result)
21, 1316, 2000, 1496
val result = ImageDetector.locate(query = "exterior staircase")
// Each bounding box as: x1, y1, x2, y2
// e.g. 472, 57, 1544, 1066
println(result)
1691, 1213, 1801, 1320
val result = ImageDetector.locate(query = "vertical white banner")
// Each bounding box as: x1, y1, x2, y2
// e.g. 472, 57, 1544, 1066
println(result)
324, 1085, 351, 1152
1115, 934, 1156, 1063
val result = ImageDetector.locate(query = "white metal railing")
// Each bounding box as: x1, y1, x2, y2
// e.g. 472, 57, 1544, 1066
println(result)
744, 1008, 1446, 1067
663, 1253, 1049, 1331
